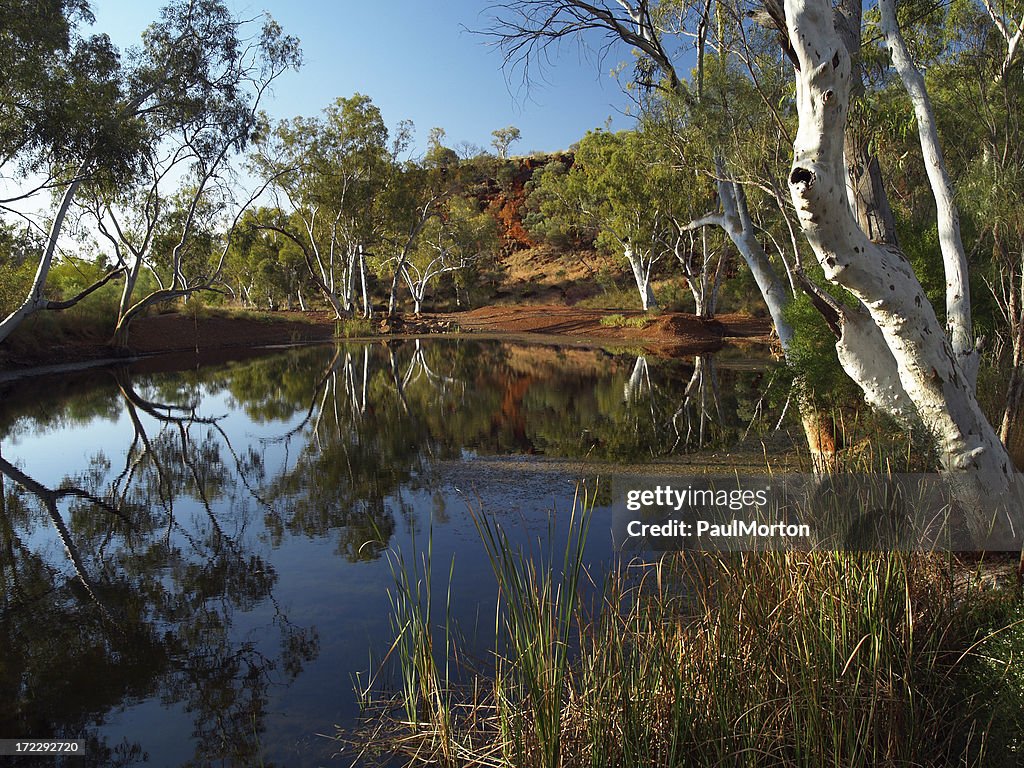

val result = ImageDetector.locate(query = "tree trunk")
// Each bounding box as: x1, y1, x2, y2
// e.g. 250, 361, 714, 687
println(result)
878, 0, 978, 386
689, 164, 795, 348
359, 244, 370, 319
117, 256, 142, 329
625, 244, 657, 311
0, 179, 81, 345
835, 0, 900, 248
783, 0, 1018, 544
686, 166, 843, 470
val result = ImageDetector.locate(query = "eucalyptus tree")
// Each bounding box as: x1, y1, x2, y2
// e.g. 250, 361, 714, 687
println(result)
923, 0, 1024, 442
491, 125, 522, 158
255, 94, 393, 318
80, 2, 299, 346
399, 195, 500, 314
0, 0, 137, 342
381, 153, 451, 315
528, 128, 692, 310
0, 0, 300, 346
488, 0, 1022, 537
223, 208, 311, 309
782, 0, 1017, 538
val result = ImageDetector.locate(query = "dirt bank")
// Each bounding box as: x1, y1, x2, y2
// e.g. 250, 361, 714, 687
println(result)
433, 305, 772, 352
0, 305, 774, 375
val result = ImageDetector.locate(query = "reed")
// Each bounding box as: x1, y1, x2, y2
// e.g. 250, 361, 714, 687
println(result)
470, 487, 592, 768
377, 525, 457, 761
355, 497, 1024, 767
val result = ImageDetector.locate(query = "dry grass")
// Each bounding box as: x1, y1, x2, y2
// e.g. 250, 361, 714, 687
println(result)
347, 492, 1024, 767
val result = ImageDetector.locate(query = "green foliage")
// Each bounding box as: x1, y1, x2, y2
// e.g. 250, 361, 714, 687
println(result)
1, 264, 122, 353
598, 313, 651, 329
334, 316, 375, 338
0, 0, 137, 179
573, 284, 642, 310
897, 216, 946, 317
0, 261, 34, 317
224, 208, 312, 310
491, 125, 521, 159
783, 291, 860, 409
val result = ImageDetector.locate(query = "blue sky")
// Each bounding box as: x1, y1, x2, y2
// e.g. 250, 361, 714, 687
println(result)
89, 0, 636, 155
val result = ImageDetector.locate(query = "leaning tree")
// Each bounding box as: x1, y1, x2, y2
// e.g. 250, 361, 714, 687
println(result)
487, 0, 1022, 542
0, 0, 139, 343
0, 0, 300, 346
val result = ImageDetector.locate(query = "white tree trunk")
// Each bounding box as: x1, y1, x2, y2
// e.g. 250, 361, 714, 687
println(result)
358, 244, 370, 318
783, 0, 1019, 543
118, 255, 142, 327
624, 244, 657, 311
686, 163, 794, 348
834, 306, 916, 420
878, 0, 978, 387
0, 179, 81, 345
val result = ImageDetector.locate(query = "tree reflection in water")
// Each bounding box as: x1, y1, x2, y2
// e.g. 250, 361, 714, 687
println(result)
0, 375, 320, 767
0, 339, 781, 766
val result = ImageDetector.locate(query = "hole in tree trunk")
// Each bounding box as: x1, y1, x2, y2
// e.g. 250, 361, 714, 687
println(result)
790, 167, 815, 186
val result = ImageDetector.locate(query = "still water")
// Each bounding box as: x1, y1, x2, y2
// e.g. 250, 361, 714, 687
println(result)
0, 339, 781, 767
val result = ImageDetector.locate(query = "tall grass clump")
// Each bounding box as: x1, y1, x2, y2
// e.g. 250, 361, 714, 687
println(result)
471, 488, 592, 768
335, 316, 376, 339
354, 493, 1024, 767
371, 527, 457, 762
567, 551, 1018, 767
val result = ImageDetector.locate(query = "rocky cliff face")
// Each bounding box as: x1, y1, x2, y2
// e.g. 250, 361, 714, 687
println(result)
479, 152, 574, 251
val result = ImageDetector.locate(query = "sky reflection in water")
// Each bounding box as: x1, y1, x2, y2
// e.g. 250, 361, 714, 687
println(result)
0, 339, 779, 767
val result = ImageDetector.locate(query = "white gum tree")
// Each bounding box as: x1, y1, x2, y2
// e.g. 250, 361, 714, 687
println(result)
491, 0, 1024, 533
780, 0, 1019, 540
254, 95, 394, 320
0, 0, 300, 346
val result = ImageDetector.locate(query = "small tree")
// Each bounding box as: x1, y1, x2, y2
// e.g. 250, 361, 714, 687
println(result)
528, 129, 692, 311
490, 126, 522, 159
254, 95, 392, 319
399, 196, 499, 314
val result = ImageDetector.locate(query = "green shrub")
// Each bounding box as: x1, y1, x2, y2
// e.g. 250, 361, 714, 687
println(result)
599, 313, 651, 329
334, 316, 375, 338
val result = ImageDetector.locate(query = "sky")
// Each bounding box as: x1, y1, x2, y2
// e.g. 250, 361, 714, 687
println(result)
89, 0, 637, 156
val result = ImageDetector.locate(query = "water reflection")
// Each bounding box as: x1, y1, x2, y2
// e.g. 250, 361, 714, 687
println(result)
0, 339, 780, 766
0, 372, 320, 766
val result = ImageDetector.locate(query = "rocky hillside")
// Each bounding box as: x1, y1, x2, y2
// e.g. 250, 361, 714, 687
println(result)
473, 152, 575, 252
465, 151, 642, 306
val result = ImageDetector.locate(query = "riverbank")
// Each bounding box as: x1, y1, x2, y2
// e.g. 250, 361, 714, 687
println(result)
0, 305, 774, 375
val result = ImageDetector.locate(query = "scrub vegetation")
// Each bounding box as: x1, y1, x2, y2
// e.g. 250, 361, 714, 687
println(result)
358, 494, 1024, 767
4, 0, 1024, 764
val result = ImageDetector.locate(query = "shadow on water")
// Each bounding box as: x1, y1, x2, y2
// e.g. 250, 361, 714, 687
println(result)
0, 338, 785, 767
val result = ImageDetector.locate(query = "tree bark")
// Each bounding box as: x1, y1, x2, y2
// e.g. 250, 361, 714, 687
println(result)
783, 0, 1019, 544
624, 244, 657, 311
686, 161, 795, 349
878, 0, 978, 386
835, 0, 900, 248
0, 179, 81, 344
